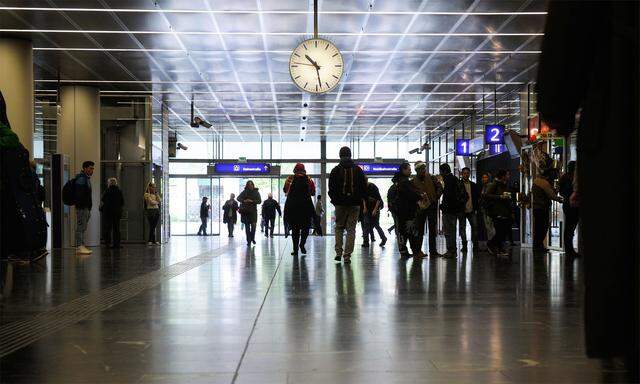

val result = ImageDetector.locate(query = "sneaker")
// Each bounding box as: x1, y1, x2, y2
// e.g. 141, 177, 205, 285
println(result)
252, 240, 256, 244
76, 245, 92, 255
300, 245, 307, 254
379, 238, 387, 247
291, 250, 298, 256
334, 254, 342, 262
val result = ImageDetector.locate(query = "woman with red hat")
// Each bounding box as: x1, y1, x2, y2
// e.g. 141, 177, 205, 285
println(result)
283, 163, 316, 256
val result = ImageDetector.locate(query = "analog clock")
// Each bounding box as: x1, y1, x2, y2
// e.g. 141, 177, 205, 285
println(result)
289, 38, 344, 94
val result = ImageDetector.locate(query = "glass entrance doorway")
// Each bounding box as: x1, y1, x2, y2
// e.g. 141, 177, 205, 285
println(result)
169, 176, 320, 236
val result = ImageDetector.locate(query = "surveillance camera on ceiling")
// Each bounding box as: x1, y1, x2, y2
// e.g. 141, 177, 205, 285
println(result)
177, 143, 188, 150
191, 116, 212, 129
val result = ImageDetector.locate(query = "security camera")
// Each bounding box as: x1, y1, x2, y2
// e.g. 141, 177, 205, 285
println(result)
301, 126, 306, 130
191, 116, 212, 129
177, 143, 188, 150
302, 116, 307, 121
303, 102, 308, 108
409, 147, 421, 154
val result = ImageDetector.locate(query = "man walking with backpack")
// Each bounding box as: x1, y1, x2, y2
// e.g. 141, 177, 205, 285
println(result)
329, 146, 367, 264
439, 163, 466, 258
74, 161, 94, 254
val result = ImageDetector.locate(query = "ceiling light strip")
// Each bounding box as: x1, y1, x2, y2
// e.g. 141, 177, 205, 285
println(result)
1, 29, 543, 37
34, 79, 525, 85
33, 47, 541, 54
0, 7, 546, 16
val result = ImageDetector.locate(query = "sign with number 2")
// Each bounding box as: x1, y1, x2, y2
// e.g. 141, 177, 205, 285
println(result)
485, 124, 505, 144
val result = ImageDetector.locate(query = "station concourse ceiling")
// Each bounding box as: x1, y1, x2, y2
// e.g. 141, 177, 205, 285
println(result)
0, 0, 546, 142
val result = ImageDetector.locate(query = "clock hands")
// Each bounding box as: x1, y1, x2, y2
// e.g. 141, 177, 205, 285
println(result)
305, 54, 321, 70
316, 68, 322, 89
292, 62, 316, 67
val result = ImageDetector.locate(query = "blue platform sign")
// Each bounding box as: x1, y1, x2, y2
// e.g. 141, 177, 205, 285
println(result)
357, 163, 400, 175
489, 144, 506, 155
455, 139, 471, 156
485, 124, 505, 144
214, 163, 271, 174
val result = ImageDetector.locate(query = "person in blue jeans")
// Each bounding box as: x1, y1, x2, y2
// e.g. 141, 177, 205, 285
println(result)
74, 161, 94, 255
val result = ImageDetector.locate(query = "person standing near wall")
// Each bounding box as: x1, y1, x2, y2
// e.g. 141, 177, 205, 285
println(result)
101, 177, 124, 249
144, 182, 161, 245
222, 193, 238, 237
74, 161, 95, 255
197, 196, 210, 236
531, 167, 563, 253
329, 146, 367, 264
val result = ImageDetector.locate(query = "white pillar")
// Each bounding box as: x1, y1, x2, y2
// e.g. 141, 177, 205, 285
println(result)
0, 38, 34, 155
57, 86, 101, 247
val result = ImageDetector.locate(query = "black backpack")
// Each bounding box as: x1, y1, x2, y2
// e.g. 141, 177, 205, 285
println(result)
62, 178, 76, 206
387, 183, 399, 213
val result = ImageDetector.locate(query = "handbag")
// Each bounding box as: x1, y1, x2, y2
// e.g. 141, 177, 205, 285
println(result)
238, 203, 249, 215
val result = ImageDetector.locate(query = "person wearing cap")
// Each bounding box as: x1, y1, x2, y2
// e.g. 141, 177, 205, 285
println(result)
284, 163, 316, 256
411, 161, 443, 257
328, 146, 368, 264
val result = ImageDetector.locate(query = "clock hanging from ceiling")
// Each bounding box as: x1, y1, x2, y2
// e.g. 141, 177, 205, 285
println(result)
289, 0, 343, 94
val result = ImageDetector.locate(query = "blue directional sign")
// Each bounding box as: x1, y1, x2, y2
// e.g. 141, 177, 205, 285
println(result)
455, 139, 471, 156
485, 124, 505, 144
214, 163, 271, 174
357, 163, 400, 175
489, 144, 506, 155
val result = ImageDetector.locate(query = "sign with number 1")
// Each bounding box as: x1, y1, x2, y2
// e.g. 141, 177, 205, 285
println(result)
455, 139, 471, 156
484, 124, 505, 144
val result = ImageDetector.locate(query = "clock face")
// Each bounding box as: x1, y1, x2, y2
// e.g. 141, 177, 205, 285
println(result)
289, 38, 344, 94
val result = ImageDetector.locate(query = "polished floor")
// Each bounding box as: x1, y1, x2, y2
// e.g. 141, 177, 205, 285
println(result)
0, 234, 629, 383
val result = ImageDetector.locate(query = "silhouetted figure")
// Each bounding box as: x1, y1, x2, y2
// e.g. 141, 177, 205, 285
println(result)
537, 1, 638, 377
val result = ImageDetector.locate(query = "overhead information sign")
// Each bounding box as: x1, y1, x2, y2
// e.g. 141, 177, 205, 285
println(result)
489, 144, 506, 156
455, 139, 471, 156
214, 163, 271, 174
485, 124, 505, 144
357, 163, 400, 175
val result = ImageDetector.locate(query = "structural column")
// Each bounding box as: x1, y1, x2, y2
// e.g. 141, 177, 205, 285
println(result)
57, 86, 101, 247
0, 38, 34, 155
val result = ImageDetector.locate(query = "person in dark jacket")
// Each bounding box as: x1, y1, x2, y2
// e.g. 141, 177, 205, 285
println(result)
558, 161, 579, 257
328, 146, 367, 264
411, 161, 443, 258
531, 168, 563, 252
388, 162, 421, 258
459, 167, 481, 252
483, 169, 512, 257
197, 196, 210, 236
222, 193, 238, 237
439, 163, 464, 257
74, 160, 94, 255
237, 181, 261, 246
284, 163, 316, 256
261, 193, 282, 238
360, 178, 386, 248
101, 177, 124, 249
537, 2, 638, 375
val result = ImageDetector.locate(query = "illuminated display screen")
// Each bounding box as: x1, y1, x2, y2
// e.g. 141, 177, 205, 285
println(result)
213, 163, 271, 174
357, 163, 401, 175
